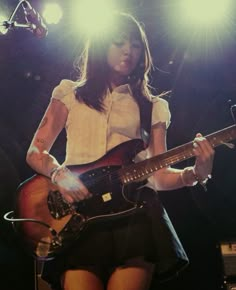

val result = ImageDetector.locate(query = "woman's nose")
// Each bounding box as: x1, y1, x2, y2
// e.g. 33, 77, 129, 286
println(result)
122, 42, 131, 54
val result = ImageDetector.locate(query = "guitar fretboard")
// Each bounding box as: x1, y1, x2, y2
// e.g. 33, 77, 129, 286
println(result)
119, 124, 236, 184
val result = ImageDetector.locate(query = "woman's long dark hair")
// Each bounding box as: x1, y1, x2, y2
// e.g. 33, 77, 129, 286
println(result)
74, 12, 153, 112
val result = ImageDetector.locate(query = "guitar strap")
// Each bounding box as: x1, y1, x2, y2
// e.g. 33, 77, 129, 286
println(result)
136, 95, 153, 148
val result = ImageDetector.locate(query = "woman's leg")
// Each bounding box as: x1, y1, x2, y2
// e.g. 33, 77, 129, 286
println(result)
61, 269, 104, 290
107, 257, 154, 290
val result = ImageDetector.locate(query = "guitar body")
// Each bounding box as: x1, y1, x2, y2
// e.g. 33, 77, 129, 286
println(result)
11, 123, 236, 260
15, 175, 72, 258
13, 139, 145, 260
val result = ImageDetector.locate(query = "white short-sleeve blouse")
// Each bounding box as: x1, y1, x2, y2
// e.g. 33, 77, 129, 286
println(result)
52, 79, 171, 165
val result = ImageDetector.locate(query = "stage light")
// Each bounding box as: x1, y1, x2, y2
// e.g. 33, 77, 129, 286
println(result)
72, 0, 116, 36
160, 0, 235, 60
180, 0, 232, 26
42, 3, 63, 25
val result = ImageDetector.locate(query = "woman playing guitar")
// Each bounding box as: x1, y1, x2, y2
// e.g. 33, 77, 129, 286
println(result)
25, 11, 214, 290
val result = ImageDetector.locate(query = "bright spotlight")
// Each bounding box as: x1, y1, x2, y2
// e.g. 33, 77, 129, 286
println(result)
42, 3, 63, 25
72, 0, 116, 35
181, 0, 232, 26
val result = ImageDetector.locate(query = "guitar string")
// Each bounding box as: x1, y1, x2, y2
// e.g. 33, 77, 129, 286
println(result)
66, 131, 234, 188
69, 149, 193, 188
71, 145, 195, 187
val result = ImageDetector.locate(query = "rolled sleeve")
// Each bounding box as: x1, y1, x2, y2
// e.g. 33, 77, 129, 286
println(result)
151, 97, 171, 129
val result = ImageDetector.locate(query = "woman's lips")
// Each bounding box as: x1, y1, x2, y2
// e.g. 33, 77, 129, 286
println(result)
120, 59, 131, 67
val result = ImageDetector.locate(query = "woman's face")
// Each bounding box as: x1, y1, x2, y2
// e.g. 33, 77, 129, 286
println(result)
107, 33, 143, 78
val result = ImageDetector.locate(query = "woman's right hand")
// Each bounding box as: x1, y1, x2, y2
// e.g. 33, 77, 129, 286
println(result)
51, 166, 92, 203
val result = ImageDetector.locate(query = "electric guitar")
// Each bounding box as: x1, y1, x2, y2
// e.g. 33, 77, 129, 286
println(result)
5, 124, 236, 260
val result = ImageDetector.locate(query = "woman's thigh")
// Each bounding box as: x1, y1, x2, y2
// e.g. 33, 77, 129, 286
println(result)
107, 258, 154, 290
61, 269, 104, 290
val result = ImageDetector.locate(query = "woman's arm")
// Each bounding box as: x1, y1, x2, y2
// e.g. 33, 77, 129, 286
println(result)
26, 98, 67, 177
26, 98, 90, 203
146, 122, 215, 191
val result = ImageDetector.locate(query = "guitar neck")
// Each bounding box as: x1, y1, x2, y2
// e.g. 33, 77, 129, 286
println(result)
120, 124, 236, 184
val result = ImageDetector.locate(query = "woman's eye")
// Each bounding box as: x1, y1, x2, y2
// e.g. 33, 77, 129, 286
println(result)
113, 41, 124, 47
112, 39, 142, 49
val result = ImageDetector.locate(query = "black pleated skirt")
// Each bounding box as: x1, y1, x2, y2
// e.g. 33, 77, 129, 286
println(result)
42, 187, 189, 289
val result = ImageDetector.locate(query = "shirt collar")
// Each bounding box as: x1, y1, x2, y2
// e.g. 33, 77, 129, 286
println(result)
112, 84, 133, 95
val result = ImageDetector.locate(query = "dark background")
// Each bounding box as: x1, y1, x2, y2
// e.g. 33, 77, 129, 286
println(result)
1, 0, 236, 289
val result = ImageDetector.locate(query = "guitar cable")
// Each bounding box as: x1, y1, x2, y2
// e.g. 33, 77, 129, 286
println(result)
4, 210, 58, 290
3, 210, 59, 239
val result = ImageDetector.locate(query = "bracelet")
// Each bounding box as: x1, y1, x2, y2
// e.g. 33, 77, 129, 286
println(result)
50, 166, 68, 184
50, 167, 59, 177
180, 166, 212, 192
50, 167, 60, 185
193, 167, 212, 192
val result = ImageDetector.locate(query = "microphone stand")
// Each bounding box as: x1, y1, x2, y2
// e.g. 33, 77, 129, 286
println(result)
0, 0, 32, 35
1, 20, 31, 30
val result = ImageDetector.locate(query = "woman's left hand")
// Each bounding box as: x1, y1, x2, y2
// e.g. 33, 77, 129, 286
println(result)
193, 133, 215, 180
